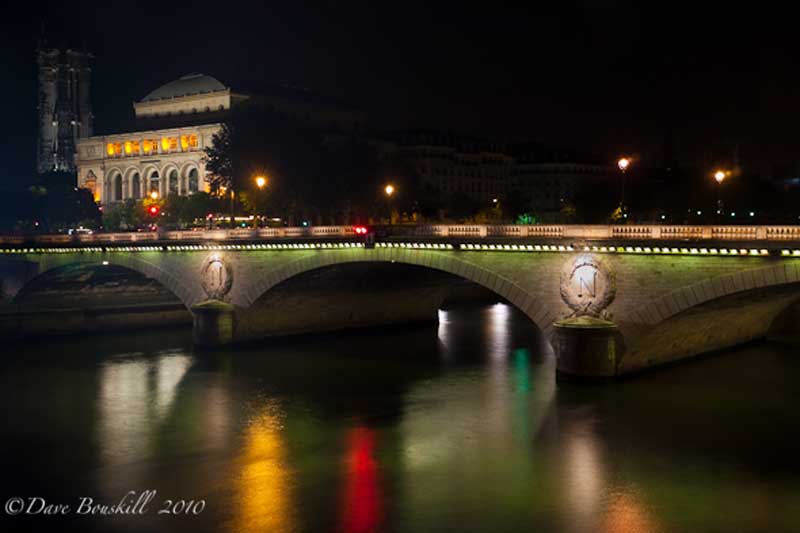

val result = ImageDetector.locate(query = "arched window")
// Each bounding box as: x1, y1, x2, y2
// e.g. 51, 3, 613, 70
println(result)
113, 173, 123, 202
149, 171, 160, 194
188, 168, 199, 193
132, 173, 141, 199
169, 169, 179, 195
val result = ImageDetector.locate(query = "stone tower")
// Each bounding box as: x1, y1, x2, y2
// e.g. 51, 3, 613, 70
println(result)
36, 45, 93, 174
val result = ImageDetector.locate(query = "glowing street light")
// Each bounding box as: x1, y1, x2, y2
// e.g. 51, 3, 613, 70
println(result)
714, 169, 729, 215
255, 175, 267, 189
150, 190, 159, 200
617, 156, 632, 214
384, 184, 396, 224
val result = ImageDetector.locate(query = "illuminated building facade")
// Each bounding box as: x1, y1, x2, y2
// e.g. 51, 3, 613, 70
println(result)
76, 74, 236, 203
76, 73, 367, 205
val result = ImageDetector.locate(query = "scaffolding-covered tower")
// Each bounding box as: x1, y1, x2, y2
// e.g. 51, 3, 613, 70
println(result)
36, 45, 93, 173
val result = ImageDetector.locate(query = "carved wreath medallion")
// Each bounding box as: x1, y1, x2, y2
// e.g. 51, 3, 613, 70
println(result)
201, 254, 234, 300
560, 254, 616, 318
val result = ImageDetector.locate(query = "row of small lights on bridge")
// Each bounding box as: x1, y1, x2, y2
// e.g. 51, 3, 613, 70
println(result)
3, 242, 800, 258
381, 242, 778, 256
0, 242, 365, 254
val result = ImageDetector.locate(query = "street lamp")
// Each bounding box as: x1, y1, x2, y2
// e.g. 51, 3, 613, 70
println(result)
617, 157, 632, 212
150, 190, 159, 200
714, 169, 728, 215
384, 184, 396, 224
253, 175, 268, 227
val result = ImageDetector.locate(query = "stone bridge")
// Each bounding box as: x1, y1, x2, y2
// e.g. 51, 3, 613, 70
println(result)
2, 224, 800, 378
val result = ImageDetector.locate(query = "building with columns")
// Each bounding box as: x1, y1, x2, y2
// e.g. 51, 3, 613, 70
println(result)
75, 73, 367, 205
75, 73, 234, 204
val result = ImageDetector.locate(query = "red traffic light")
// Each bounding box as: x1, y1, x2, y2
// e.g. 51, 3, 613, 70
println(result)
149, 205, 160, 216
353, 226, 368, 235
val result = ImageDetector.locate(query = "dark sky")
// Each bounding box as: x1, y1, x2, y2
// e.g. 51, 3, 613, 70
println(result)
3, 1, 800, 179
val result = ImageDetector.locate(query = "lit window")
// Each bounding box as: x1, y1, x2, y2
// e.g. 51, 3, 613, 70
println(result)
106, 142, 121, 157
142, 139, 157, 154
189, 134, 198, 148
180, 135, 189, 150
123, 140, 140, 156
161, 137, 178, 152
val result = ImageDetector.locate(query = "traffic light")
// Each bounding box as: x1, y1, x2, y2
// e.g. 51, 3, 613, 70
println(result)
149, 205, 160, 216
353, 225, 368, 235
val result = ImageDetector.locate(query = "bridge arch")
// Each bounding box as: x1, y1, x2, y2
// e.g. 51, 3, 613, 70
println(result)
11, 255, 200, 311
621, 262, 800, 373
233, 248, 558, 340
639, 262, 799, 326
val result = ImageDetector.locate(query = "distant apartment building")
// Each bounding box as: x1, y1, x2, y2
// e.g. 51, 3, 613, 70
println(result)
377, 130, 612, 214
509, 144, 612, 213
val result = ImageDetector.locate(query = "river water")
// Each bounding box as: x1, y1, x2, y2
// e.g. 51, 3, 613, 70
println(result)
1, 303, 799, 532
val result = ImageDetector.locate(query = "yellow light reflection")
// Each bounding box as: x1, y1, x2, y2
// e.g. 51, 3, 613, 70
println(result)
602, 492, 660, 533
233, 406, 293, 533
563, 427, 604, 532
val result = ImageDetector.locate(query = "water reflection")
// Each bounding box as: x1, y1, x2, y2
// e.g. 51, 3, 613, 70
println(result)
2, 304, 799, 532
562, 421, 605, 532
401, 304, 556, 528
602, 490, 659, 533
98, 351, 192, 465
339, 427, 382, 533
234, 403, 294, 533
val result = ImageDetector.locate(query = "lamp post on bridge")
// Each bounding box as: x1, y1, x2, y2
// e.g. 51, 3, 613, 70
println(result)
616, 157, 632, 220
253, 175, 268, 228
384, 183, 396, 224
714, 169, 729, 217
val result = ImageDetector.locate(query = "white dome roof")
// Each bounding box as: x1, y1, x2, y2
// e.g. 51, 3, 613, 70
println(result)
142, 73, 227, 102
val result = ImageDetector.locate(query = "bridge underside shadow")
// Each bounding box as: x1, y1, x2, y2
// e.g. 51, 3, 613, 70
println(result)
2, 263, 191, 339
231, 262, 539, 344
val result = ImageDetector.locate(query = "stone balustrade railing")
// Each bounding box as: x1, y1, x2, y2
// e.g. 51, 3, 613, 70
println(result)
3, 224, 800, 245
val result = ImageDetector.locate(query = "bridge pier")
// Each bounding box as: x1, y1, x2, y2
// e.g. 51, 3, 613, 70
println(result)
553, 317, 619, 380
191, 300, 235, 347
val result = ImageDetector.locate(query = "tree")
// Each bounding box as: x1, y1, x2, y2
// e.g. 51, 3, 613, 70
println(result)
102, 199, 149, 231
204, 105, 383, 226
204, 105, 326, 226
444, 192, 481, 222
2, 172, 102, 232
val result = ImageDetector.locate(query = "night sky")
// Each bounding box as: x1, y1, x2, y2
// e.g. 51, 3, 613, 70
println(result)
3, 2, 799, 179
